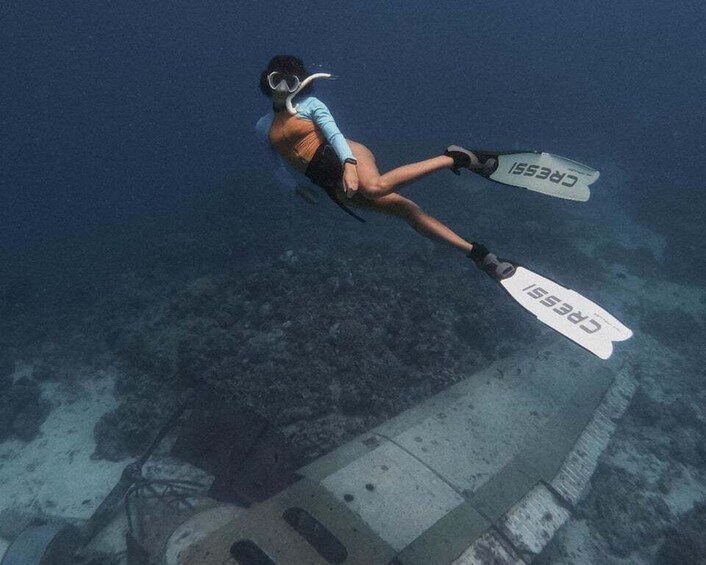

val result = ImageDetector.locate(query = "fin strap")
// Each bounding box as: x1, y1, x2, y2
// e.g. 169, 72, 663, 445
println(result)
468, 241, 516, 280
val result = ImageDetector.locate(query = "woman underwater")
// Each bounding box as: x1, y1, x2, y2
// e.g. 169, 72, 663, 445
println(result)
255, 56, 633, 359
256, 55, 514, 279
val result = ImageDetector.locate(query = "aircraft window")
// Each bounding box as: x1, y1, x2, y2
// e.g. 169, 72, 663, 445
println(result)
229, 540, 277, 565
282, 507, 348, 563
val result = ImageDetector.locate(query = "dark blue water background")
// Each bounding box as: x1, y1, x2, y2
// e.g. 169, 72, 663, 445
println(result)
2, 0, 704, 250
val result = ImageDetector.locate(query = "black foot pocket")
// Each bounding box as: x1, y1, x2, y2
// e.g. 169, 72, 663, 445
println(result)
479, 253, 516, 281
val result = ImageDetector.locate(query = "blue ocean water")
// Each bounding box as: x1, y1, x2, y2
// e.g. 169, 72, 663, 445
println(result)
3, 0, 703, 248
1, 1, 705, 563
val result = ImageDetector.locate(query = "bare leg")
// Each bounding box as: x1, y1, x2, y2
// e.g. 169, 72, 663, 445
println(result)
348, 140, 454, 199
351, 192, 473, 253
332, 140, 475, 253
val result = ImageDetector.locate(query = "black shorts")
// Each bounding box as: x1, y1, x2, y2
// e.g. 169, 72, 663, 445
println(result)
304, 143, 366, 223
305, 143, 343, 190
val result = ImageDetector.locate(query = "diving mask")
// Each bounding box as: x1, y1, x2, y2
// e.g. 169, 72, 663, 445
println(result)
268, 71, 333, 115
267, 72, 301, 93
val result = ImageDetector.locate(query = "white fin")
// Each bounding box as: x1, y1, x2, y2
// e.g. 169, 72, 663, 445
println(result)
500, 267, 632, 359
490, 153, 599, 201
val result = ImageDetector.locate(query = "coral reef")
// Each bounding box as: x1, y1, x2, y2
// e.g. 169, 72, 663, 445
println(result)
0, 377, 50, 442
656, 501, 706, 564
93, 246, 531, 462
582, 464, 674, 557
641, 307, 705, 354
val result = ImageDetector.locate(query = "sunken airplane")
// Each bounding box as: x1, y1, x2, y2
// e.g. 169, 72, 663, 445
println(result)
0, 339, 635, 565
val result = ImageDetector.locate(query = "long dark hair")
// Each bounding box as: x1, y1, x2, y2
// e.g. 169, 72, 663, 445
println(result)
259, 55, 314, 97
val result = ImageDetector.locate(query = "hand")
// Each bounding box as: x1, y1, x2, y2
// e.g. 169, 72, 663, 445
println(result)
342, 162, 359, 199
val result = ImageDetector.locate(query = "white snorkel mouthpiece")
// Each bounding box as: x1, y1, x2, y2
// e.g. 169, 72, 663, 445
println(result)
286, 73, 332, 115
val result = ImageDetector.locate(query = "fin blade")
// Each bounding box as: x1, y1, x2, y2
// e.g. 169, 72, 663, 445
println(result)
489, 152, 598, 201
500, 267, 632, 359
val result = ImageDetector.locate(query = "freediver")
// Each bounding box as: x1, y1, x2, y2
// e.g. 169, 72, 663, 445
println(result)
255, 55, 513, 280
255, 55, 632, 359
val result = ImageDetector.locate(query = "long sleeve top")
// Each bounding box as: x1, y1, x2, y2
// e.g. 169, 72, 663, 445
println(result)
255, 96, 355, 190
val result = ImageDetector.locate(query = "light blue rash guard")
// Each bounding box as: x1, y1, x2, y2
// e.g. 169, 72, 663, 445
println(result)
255, 96, 356, 190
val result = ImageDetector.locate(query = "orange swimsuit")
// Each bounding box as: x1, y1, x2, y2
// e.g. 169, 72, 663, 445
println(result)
256, 96, 357, 181
255, 96, 364, 222
267, 109, 327, 173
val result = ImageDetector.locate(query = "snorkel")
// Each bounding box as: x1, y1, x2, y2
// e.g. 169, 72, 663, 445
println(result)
285, 73, 332, 115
